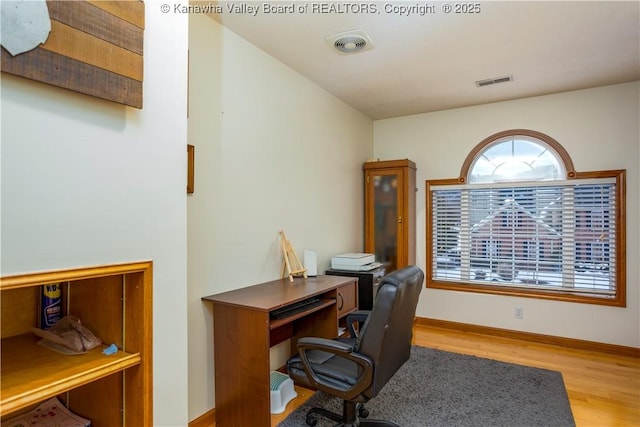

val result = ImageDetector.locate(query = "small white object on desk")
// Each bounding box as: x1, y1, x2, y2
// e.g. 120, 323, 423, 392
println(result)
303, 250, 318, 276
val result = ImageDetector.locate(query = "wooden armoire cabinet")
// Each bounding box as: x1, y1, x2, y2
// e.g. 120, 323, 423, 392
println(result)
364, 159, 416, 273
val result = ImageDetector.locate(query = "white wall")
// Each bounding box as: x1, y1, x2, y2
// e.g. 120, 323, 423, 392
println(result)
1, 3, 190, 426
374, 81, 640, 348
187, 15, 373, 421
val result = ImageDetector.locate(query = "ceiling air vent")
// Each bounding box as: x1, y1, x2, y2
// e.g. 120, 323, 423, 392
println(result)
325, 29, 374, 55
475, 75, 513, 88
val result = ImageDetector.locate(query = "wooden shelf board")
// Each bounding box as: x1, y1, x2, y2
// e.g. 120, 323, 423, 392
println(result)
0, 260, 152, 290
1, 334, 141, 415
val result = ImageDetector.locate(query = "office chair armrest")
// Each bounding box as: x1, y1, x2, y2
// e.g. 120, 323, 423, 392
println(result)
344, 310, 371, 338
296, 337, 374, 401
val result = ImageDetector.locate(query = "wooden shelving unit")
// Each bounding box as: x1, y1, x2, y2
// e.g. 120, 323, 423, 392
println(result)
0, 261, 152, 426
364, 159, 417, 273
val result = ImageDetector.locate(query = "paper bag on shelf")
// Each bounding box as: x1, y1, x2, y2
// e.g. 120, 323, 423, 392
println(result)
30, 315, 102, 354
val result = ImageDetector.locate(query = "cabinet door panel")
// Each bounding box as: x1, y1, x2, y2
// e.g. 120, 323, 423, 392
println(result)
337, 282, 357, 316
364, 160, 416, 273
373, 172, 402, 272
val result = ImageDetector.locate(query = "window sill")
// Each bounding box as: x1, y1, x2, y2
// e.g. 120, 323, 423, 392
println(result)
426, 279, 625, 307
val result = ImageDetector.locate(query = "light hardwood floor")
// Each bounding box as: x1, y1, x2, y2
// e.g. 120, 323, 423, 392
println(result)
209, 323, 640, 426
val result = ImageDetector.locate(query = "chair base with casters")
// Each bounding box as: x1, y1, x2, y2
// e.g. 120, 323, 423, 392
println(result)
287, 266, 425, 427
305, 400, 398, 427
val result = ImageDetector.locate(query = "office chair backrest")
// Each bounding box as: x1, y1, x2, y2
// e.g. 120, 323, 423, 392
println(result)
355, 265, 424, 398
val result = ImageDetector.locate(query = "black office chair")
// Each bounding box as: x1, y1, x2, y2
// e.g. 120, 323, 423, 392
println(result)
286, 265, 424, 426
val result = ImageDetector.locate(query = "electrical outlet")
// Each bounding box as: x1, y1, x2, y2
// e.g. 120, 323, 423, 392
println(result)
515, 307, 524, 319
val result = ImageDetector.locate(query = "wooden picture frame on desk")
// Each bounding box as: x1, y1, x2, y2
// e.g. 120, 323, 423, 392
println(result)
187, 144, 194, 194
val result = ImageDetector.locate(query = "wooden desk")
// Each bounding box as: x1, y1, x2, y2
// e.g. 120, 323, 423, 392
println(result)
202, 275, 358, 427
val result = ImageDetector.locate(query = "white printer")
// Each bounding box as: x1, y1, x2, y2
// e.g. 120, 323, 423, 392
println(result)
330, 253, 382, 271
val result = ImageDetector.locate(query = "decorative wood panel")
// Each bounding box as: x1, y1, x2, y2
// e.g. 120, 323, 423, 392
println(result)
1, 1, 144, 109
187, 144, 194, 194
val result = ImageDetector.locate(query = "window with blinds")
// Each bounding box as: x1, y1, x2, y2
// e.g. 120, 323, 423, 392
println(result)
426, 130, 626, 306
430, 179, 618, 295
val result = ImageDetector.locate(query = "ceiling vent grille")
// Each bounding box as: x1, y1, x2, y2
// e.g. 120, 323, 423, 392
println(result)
475, 75, 513, 87
325, 29, 374, 55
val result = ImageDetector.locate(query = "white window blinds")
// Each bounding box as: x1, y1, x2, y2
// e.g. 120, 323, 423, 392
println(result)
430, 178, 617, 298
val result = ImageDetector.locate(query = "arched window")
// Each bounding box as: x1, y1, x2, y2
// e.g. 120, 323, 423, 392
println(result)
467, 135, 564, 183
426, 130, 626, 306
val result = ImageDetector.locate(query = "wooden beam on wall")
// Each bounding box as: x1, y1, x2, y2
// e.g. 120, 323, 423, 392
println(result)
1, 0, 145, 109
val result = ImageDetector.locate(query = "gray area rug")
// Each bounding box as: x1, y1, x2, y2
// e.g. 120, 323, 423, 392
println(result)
278, 346, 575, 427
